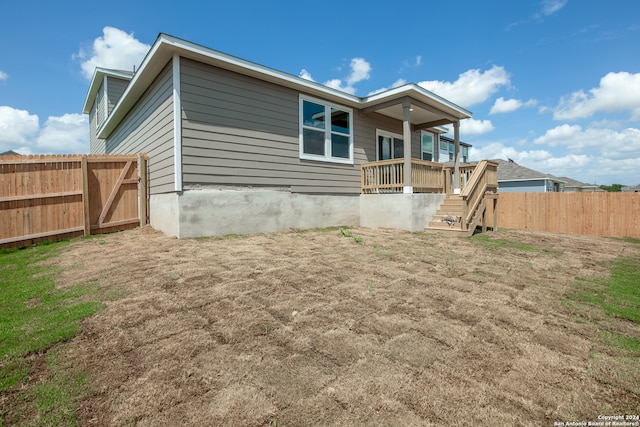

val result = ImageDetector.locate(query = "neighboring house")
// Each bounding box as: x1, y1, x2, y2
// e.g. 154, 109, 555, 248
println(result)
83, 34, 489, 238
1, 150, 20, 156
554, 176, 602, 192
437, 136, 471, 163
622, 185, 640, 192
493, 159, 566, 193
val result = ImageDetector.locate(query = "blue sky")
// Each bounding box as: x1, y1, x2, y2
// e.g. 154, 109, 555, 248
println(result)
1, 0, 639, 185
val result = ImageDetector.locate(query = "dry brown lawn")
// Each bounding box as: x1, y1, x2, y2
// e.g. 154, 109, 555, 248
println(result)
51, 226, 639, 426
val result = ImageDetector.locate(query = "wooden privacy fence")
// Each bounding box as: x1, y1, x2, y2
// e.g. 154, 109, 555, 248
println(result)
494, 192, 640, 238
1, 154, 148, 248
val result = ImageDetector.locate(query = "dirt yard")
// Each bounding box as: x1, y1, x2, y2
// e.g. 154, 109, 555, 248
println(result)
51, 226, 638, 426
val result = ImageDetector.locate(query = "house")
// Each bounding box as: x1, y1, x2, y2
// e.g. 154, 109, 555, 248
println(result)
493, 159, 566, 193
1, 150, 20, 156
622, 185, 640, 192
554, 176, 602, 192
83, 33, 496, 237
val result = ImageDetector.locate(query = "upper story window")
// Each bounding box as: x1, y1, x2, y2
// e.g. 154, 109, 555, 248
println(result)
299, 95, 353, 164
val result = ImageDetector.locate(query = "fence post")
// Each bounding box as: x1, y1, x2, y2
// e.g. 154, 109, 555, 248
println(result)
81, 156, 91, 236
138, 154, 148, 226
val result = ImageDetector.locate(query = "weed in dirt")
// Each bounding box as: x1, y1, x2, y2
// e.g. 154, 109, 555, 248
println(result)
0, 240, 104, 425
339, 227, 364, 243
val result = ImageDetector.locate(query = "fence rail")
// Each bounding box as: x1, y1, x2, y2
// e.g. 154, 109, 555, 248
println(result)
494, 192, 640, 238
1, 154, 148, 248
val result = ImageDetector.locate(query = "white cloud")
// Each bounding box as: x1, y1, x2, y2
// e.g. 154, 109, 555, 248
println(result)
75, 27, 150, 80
324, 57, 372, 95
472, 124, 640, 184
0, 106, 88, 154
554, 71, 640, 120
299, 69, 314, 81
460, 118, 495, 135
0, 70, 7, 81
367, 78, 407, 96
540, 0, 568, 16
490, 97, 538, 114
36, 114, 89, 153
534, 124, 640, 158
418, 65, 510, 108
0, 106, 39, 146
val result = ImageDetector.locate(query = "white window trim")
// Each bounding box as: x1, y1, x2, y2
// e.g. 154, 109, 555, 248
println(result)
299, 94, 353, 164
420, 130, 435, 161
375, 129, 404, 161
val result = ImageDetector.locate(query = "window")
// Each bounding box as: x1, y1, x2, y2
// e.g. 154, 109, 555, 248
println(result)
449, 142, 454, 161
421, 132, 434, 161
462, 146, 469, 163
300, 96, 353, 163
376, 130, 404, 160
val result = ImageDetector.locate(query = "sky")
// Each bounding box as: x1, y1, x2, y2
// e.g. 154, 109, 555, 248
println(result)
1, 0, 639, 186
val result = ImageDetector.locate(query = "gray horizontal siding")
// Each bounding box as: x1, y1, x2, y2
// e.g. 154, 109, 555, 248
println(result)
180, 57, 430, 195
107, 76, 130, 115
96, 81, 106, 128
181, 58, 363, 194
105, 62, 175, 195
498, 180, 546, 193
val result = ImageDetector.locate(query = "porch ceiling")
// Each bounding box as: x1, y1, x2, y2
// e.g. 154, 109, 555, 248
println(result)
361, 93, 469, 130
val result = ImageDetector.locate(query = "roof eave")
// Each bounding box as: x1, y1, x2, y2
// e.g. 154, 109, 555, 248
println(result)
97, 33, 472, 139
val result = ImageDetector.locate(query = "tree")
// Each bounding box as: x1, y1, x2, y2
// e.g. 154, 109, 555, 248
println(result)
599, 183, 624, 192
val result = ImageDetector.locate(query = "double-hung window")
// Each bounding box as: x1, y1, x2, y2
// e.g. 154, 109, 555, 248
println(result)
300, 95, 353, 164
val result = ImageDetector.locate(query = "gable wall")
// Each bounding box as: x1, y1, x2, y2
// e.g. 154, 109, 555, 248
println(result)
180, 58, 416, 195
106, 76, 130, 115
105, 62, 175, 195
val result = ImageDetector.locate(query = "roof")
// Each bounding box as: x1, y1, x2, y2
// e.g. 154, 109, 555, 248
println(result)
622, 185, 640, 192
1, 150, 20, 156
554, 176, 599, 190
84, 33, 472, 139
82, 68, 134, 115
491, 159, 565, 183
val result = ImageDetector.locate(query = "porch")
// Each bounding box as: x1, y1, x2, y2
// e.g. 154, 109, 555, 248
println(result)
360, 159, 499, 235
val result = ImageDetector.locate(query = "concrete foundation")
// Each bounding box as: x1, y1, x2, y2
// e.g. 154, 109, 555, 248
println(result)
149, 192, 180, 237
360, 193, 446, 232
149, 189, 444, 238
151, 189, 360, 238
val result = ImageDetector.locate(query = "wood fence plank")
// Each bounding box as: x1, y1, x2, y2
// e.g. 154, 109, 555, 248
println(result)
496, 192, 640, 238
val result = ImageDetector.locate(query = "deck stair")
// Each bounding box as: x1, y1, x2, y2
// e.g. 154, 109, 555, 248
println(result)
426, 194, 467, 233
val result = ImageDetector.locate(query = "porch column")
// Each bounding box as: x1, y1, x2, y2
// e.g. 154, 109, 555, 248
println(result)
402, 100, 412, 194
453, 120, 461, 194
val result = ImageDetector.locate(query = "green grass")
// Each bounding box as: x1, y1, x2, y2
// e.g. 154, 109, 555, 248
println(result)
470, 234, 557, 253
0, 240, 103, 425
564, 254, 640, 399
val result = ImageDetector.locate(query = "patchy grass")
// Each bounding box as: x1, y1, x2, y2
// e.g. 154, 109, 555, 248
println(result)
564, 254, 640, 398
0, 240, 103, 425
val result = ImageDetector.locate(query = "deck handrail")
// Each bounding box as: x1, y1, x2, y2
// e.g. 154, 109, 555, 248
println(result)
460, 160, 499, 227
361, 159, 444, 193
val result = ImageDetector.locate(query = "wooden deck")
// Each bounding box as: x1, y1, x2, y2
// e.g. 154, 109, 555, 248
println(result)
361, 159, 499, 235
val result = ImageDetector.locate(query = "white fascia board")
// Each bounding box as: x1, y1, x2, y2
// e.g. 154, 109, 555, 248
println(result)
362, 83, 472, 119
159, 34, 362, 106
82, 68, 134, 114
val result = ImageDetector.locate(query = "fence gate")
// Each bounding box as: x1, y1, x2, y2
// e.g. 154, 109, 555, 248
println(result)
0, 154, 148, 248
